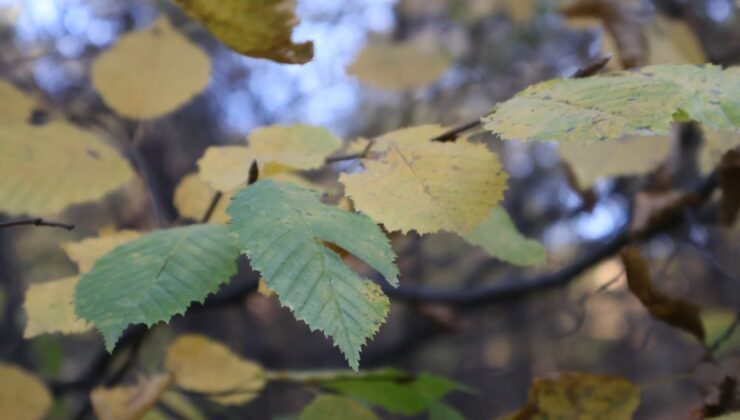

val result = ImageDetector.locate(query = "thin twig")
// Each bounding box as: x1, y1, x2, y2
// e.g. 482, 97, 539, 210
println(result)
200, 191, 223, 224
0, 218, 74, 231
325, 139, 376, 163
707, 312, 740, 357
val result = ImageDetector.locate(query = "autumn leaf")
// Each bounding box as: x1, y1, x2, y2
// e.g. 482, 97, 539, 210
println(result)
464, 207, 546, 267
504, 372, 640, 420
629, 190, 696, 236
621, 247, 705, 342
0, 121, 135, 216
0, 362, 52, 420
62, 230, 141, 273
23, 276, 91, 338
340, 126, 508, 235
91, 374, 173, 420
172, 0, 313, 64
92, 18, 211, 119
484, 64, 739, 143
75, 225, 239, 351
699, 128, 740, 173
165, 334, 265, 405
0, 81, 37, 124
718, 147, 740, 226
247, 124, 342, 170
300, 395, 379, 420
348, 41, 450, 91
173, 174, 232, 223
558, 135, 673, 187
227, 180, 398, 370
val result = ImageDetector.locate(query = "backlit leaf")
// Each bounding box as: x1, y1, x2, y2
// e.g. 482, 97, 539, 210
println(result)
340, 126, 508, 235
173, 174, 232, 223
348, 41, 450, 91
621, 247, 705, 341
247, 124, 342, 170
300, 395, 378, 420
75, 225, 239, 351
465, 207, 546, 266
558, 135, 672, 187
227, 180, 398, 370
165, 334, 265, 405
62, 230, 141, 273
504, 372, 640, 420
172, 0, 313, 64
92, 18, 211, 119
0, 362, 52, 420
23, 276, 91, 338
0, 121, 135, 216
484, 64, 740, 143
91, 374, 173, 420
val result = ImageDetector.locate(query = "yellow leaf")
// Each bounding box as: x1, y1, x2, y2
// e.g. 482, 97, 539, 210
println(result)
247, 124, 342, 170
92, 18, 211, 119
0, 362, 52, 420
91, 374, 173, 420
341, 127, 508, 235
348, 41, 450, 91
173, 174, 232, 223
647, 16, 706, 65
0, 121, 135, 216
23, 276, 91, 338
62, 230, 141, 273
165, 334, 266, 405
700, 127, 740, 173
0, 81, 36, 123
172, 0, 313, 64
504, 372, 640, 420
558, 135, 672, 187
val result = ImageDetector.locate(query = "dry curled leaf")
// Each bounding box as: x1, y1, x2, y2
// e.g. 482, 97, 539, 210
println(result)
621, 247, 705, 342
629, 190, 697, 236
91, 374, 173, 420
718, 147, 740, 226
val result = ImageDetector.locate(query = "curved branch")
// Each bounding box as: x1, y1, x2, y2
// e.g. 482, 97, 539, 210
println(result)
0, 218, 74, 231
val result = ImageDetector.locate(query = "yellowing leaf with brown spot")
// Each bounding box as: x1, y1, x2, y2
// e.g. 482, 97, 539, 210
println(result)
91, 374, 173, 420
23, 276, 91, 338
172, 0, 313, 64
92, 18, 211, 119
340, 129, 508, 235
173, 174, 232, 223
504, 372, 640, 420
0, 122, 135, 216
0, 362, 52, 420
62, 230, 141, 273
348, 41, 450, 91
247, 124, 342, 169
558, 135, 672, 187
165, 334, 266, 405
0, 81, 36, 123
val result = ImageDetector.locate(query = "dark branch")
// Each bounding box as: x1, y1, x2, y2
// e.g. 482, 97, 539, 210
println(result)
0, 218, 74, 231
200, 191, 223, 224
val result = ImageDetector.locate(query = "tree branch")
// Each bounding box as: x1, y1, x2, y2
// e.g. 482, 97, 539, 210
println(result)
0, 218, 74, 231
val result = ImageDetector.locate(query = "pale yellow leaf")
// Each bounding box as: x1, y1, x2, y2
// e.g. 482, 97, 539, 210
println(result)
700, 127, 740, 173
247, 124, 342, 170
165, 334, 265, 405
92, 18, 211, 119
0, 362, 52, 420
172, 0, 313, 64
341, 128, 508, 235
0, 81, 36, 124
348, 41, 450, 91
23, 276, 91, 338
173, 174, 232, 223
647, 16, 706, 65
558, 135, 673, 187
62, 230, 141, 273
0, 121, 135, 216
91, 374, 173, 420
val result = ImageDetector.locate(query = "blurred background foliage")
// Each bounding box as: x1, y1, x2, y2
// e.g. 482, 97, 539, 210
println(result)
0, 0, 739, 418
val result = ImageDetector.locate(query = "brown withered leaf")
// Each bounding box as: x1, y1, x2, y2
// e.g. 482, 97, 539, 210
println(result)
620, 247, 705, 342
560, 0, 647, 69
629, 190, 697, 236
718, 147, 740, 227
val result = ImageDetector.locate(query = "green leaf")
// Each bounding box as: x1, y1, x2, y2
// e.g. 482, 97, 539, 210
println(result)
321, 368, 464, 415
299, 395, 378, 420
464, 207, 546, 267
75, 225, 238, 350
226, 180, 398, 370
483, 64, 739, 143
429, 402, 465, 420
